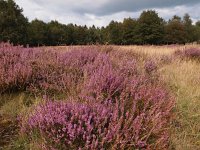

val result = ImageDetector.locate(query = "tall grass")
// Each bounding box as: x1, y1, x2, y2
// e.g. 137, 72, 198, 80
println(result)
160, 60, 200, 150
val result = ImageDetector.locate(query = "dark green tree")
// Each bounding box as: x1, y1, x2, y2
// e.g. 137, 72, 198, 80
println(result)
0, 0, 28, 45
86, 25, 101, 44
122, 18, 138, 45
195, 21, 200, 43
183, 13, 195, 43
47, 21, 67, 46
106, 21, 123, 44
164, 16, 187, 44
65, 24, 75, 45
137, 10, 164, 44
28, 19, 48, 46
100, 27, 109, 44
73, 25, 88, 45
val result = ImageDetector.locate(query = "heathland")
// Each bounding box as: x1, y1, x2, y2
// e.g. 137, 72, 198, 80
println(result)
0, 43, 200, 149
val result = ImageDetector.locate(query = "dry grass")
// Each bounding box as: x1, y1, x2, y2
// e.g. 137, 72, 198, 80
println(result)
160, 60, 200, 150
0, 93, 43, 149
119, 44, 200, 56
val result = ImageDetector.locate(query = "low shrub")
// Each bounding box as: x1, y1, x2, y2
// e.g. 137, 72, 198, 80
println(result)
0, 43, 99, 96
184, 48, 200, 60
21, 58, 174, 149
22, 90, 174, 149
0, 43, 174, 149
174, 48, 200, 61
144, 60, 158, 74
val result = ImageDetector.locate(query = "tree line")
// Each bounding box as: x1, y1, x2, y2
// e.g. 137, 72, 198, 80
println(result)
1, 0, 200, 46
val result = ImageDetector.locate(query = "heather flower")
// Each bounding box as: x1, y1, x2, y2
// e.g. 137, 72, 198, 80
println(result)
174, 48, 200, 61
184, 48, 200, 60
23, 100, 116, 150
22, 87, 174, 149
144, 59, 158, 74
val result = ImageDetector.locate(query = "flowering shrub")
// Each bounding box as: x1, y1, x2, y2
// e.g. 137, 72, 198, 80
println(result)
0, 43, 174, 149
0, 43, 99, 96
28, 49, 99, 96
174, 48, 200, 61
22, 84, 173, 149
23, 101, 114, 150
184, 48, 200, 60
144, 60, 158, 74
0, 43, 34, 93
23, 58, 173, 149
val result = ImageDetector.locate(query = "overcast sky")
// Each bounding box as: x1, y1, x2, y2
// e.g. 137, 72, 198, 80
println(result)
15, 0, 200, 27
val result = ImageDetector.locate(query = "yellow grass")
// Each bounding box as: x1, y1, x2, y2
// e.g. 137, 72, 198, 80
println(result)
160, 60, 200, 150
119, 44, 200, 56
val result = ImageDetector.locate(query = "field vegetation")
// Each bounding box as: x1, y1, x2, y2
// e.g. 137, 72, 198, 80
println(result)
0, 43, 200, 149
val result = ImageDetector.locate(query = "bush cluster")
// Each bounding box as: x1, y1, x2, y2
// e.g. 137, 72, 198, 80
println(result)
175, 48, 200, 61
0, 43, 174, 149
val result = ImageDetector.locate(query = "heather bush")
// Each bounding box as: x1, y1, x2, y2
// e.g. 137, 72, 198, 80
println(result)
82, 64, 125, 103
22, 100, 115, 150
0, 43, 34, 93
1, 43, 174, 149
28, 49, 99, 96
22, 84, 173, 149
184, 48, 200, 60
144, 59, 158, 74
0, 43, 99, 96
22, 54, 173, 149
174, 48, 200, 61
80, 59, 173, 148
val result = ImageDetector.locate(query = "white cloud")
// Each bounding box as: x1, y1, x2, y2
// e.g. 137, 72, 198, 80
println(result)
15, 0, 200, 27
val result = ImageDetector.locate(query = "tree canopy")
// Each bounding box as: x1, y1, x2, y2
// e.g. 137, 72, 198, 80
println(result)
137, 10, 165, 44
0, 0, 28, 45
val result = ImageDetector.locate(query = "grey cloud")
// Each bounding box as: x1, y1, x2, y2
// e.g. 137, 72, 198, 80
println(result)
30, 0, 200, 16
85, 0, 200, 16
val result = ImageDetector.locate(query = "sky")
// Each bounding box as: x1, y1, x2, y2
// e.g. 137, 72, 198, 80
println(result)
15, 0, 200, 27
